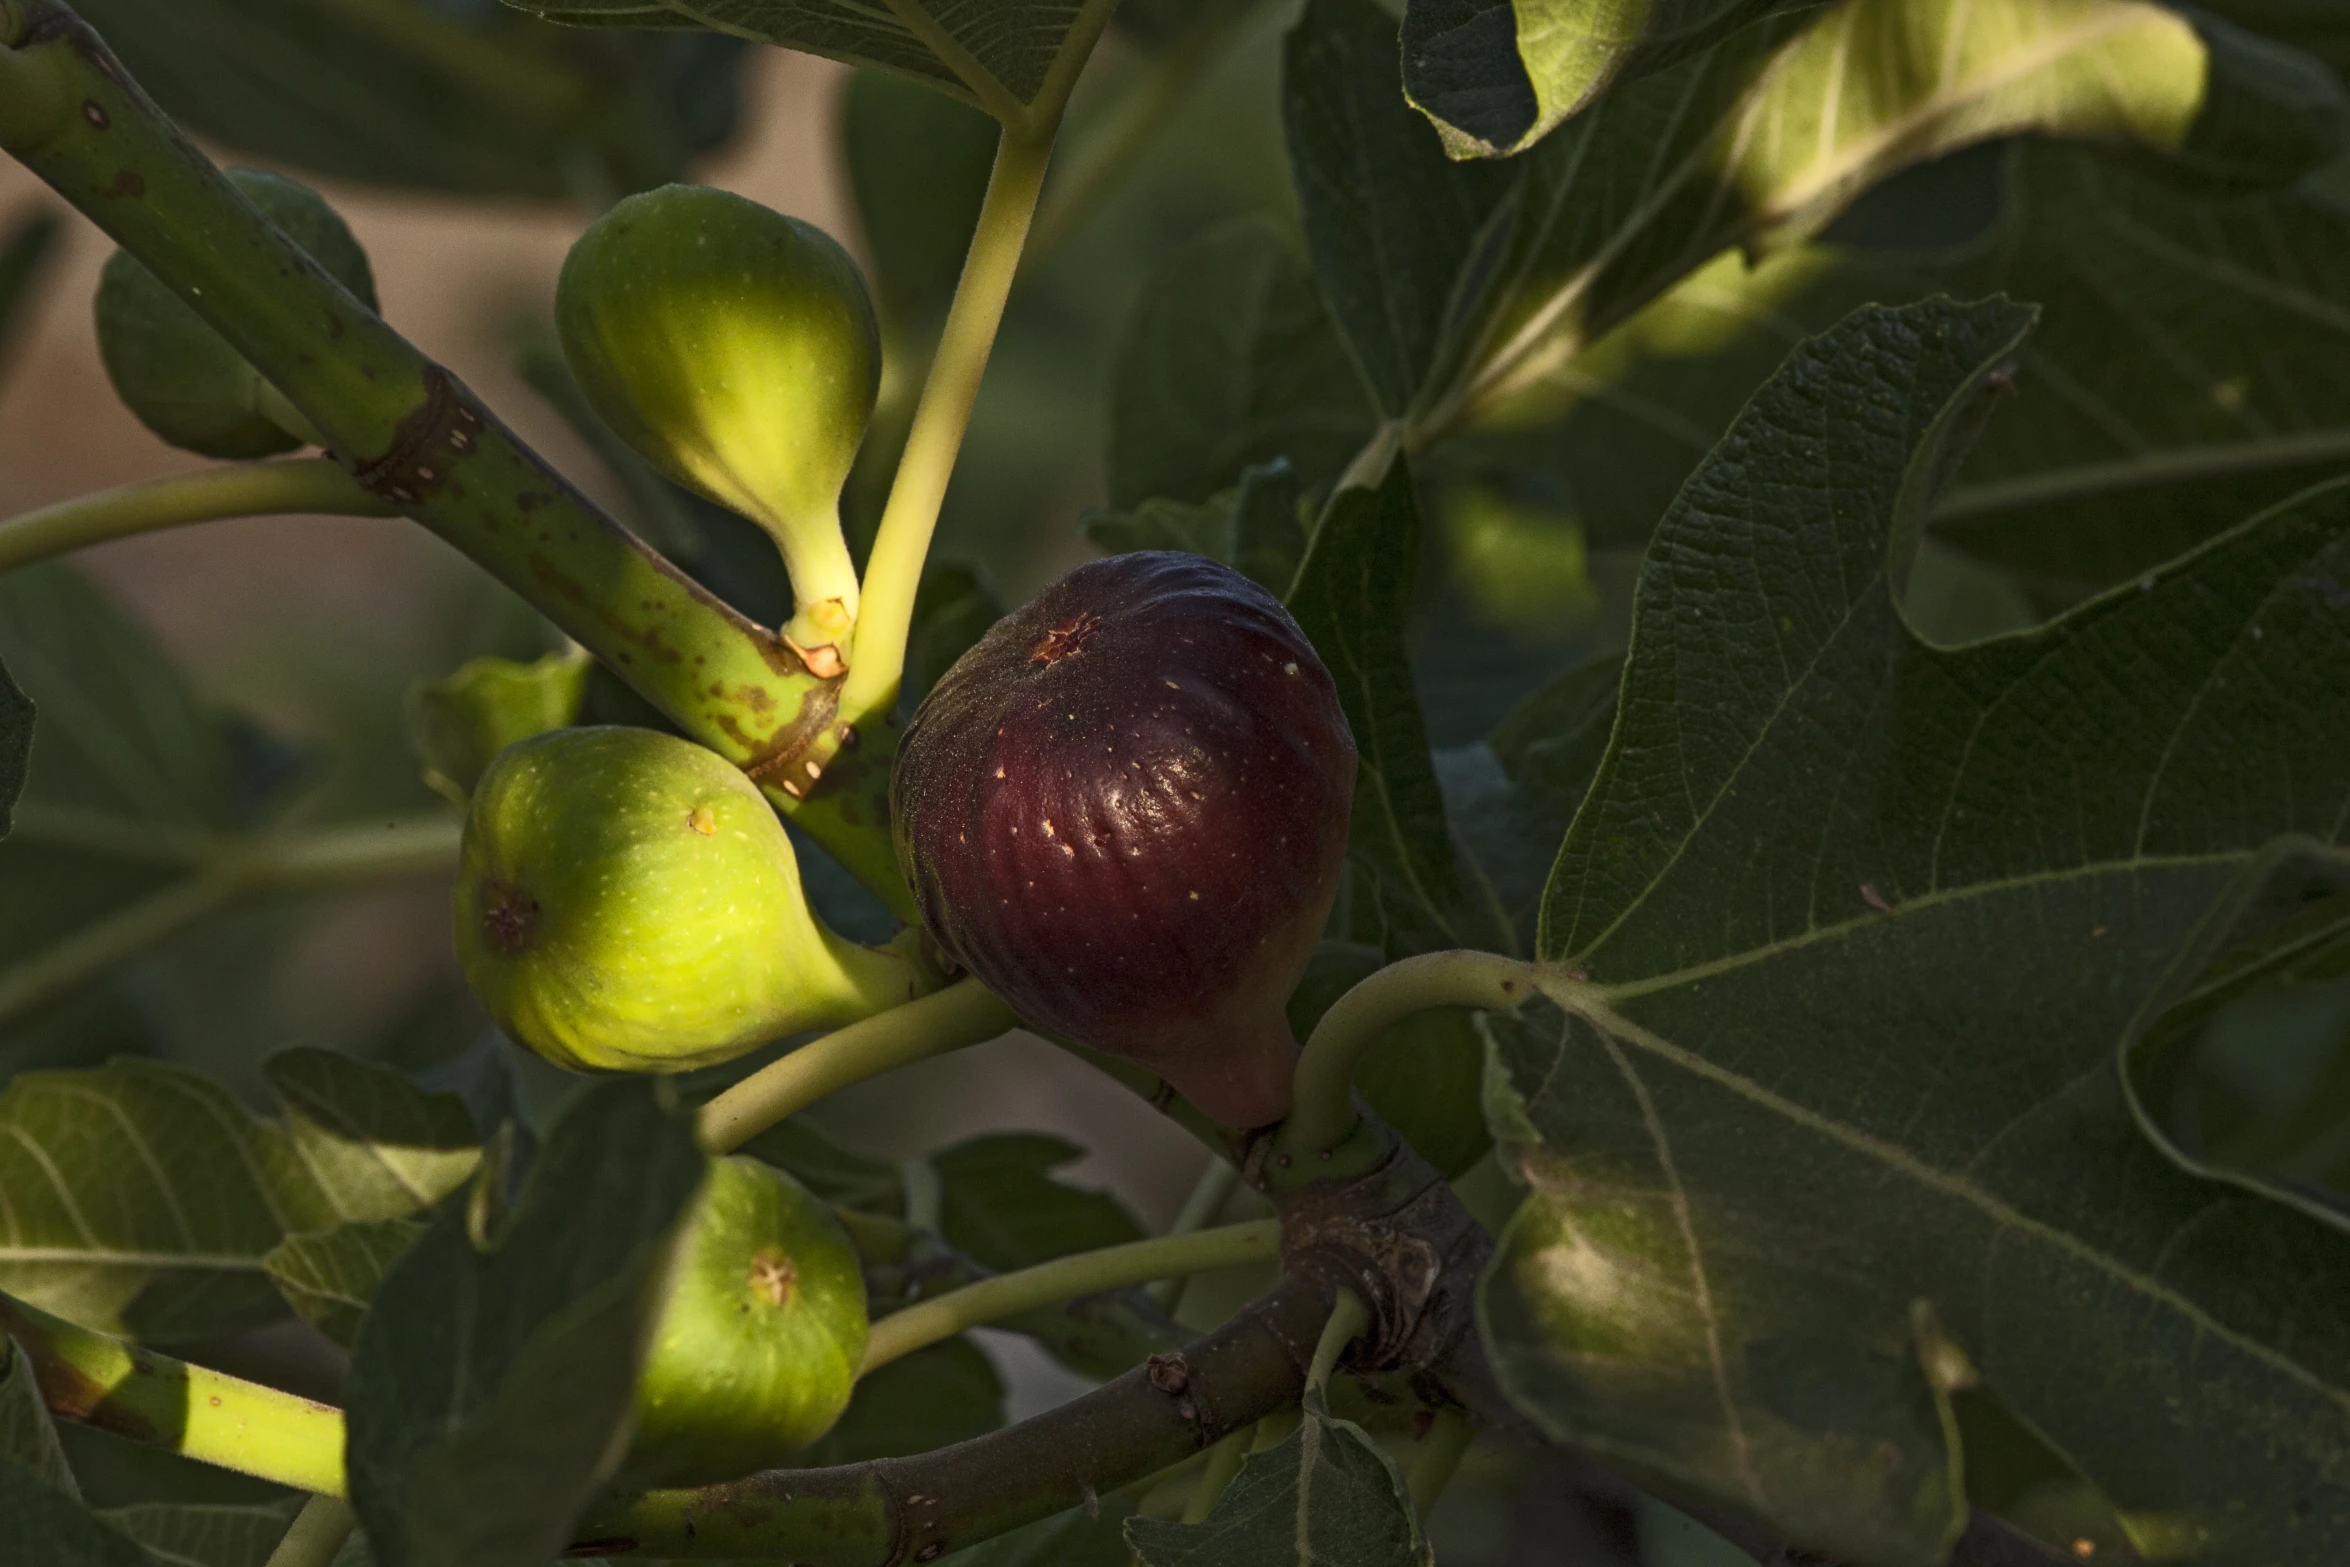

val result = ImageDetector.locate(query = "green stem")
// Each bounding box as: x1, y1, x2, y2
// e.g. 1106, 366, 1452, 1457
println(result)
695, 978, 1017, 1153
836, 129, 1052, 725
0, 6, 900, 910
1179, 1423, 1253, 1524
0, 460, 390, 574
263, 1494, 357, 1567
1150, 1156, 1241, 1311
0, 814, 458, 1031
0, 1291, 346, 1497
1305, 1288, 1366, 1401
860, 1219, 1281, 1374
1282, 950, 1537, 1157
1405, 1407, 1474, 1519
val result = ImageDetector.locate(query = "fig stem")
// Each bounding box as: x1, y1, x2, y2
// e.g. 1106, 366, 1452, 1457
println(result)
1282, 949, 1539, 1157
1304, 1287, 1366, 1401
0, 459, 394, 575
858, 1219, 1281, 1375
0, 1290, 348, 1497
837, 128, 1053, 726
694, 978, 1018, 1153
0, 813, 459, 1032
1405, 1407, 1475, 1520
1178, 1423, 1253, 1524
263, 1495, 357, 1567
1149, 1156, 1242, 1310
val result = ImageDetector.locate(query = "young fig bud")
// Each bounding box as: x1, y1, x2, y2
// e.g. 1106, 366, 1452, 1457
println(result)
453, 726, 914, 1073
95, 169, 374, 458
625, 1155, 867, 1487
892, 552, 1357, 1128
556, 185, 877, 668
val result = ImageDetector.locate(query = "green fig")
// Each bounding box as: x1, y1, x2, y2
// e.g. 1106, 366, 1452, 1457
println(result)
627, 1155, 868, 1487
95, 169, 375, 458
557, 185, 878, 670
453, 726, 916, 1073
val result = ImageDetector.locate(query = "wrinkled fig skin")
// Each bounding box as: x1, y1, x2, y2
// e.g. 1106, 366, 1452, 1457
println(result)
626, 1156, 869, 1489
893, 553, 1356, 1128
454, 726, 910, 1074
95, 168, 375, 459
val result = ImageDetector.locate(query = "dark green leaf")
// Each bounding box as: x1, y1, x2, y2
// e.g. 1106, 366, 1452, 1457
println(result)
735, 1117, 902, 1214
950, 1497, 1138, 1565
404, 650, 591, 809
1084, 461, 1307, 596
75, 0, 743, 198
0, 1335, 78, 1493
99, 1501, 303, 1567
0, 1060, 310, 1343
1125, 1391, 1430, 1566
263, 1219, 425, 1352
2121, 841, 2350, 1226
1284, 0, 1518, 416
0, 649, 30, 844
934, 1133, 1146, 1273
906, 563, 1006, 709
2200, 0, 2350, 75
1287, 460, 1492, 957
789, 1337, 1003, 1466
509, 0, 1086, 119
1493, 297, 2350, 1558
0, 1464, 154, 1567
1109, 217, 1377, 508
1400, 0, 1815, 159
842, 71, 1000, 321
345, 1080, 707, 1567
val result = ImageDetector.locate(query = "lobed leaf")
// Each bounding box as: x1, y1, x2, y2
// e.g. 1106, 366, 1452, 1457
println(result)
1487, 296, 2350, 1558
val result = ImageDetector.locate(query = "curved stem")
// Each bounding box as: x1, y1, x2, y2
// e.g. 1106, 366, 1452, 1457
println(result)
264, 1495, 357, 1567
1305, 1287, 1366, 1401
0, 1291, 347, 1497
1179, 1423, 1253, 1523
860, 1219, 1281, 1374
1150, 1155, 1241, 1310
1283, 950, 1537, 1157
0, 813, 458, 1032
695, 978, 1017, 1153
838, 129, 1052, 725
0, 460, 389, 575
1406, 1407, 1474, 1518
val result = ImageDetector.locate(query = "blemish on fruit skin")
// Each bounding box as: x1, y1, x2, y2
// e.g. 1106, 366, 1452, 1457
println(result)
687, 806, 718, 836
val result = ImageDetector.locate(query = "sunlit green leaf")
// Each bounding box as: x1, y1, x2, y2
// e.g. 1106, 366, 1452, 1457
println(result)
1125, 1390, 1430, 1566
1490, 297, 2350, 1558
75, 0, 742, 199
404, 650, 591, 809
263, 1219, 425, 1352
345, 1080, 706, 1567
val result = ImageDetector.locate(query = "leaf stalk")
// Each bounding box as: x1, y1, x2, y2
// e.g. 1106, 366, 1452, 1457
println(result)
0, 460, 398, 576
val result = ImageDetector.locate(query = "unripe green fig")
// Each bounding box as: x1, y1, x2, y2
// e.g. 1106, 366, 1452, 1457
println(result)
95, 169, 374, 458
626, 1155, 868, 1487
557, 185, 878, 669
453, 726, 916, 1073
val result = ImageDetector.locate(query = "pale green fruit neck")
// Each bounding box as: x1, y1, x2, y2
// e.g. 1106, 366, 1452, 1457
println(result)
769, 498, 862, 670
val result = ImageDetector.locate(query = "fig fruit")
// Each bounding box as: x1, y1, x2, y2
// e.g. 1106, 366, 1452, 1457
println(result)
454, 726, 916, 1073
95, 169, 375, 458
556, 185, 877, 667
626, 1154, 867, 1487
891, 552, 1356, 1128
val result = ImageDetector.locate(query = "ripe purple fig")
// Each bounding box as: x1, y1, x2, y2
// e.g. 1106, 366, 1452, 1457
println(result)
892, 552, 1356, 1127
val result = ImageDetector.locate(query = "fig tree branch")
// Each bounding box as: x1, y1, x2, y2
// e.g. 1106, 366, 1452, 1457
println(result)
0, 458, 392, 574
694, 979, 1018, 1153
0, 2, 913, 917
859, 1219, 1281, 1373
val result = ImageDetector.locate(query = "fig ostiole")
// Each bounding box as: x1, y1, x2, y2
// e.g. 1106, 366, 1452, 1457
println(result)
557, 184, 878, 668
453, 726, 919, 1074
626, 1154, 868, 1488
95, 168, 375, 459
891, 552, 1357, 1129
